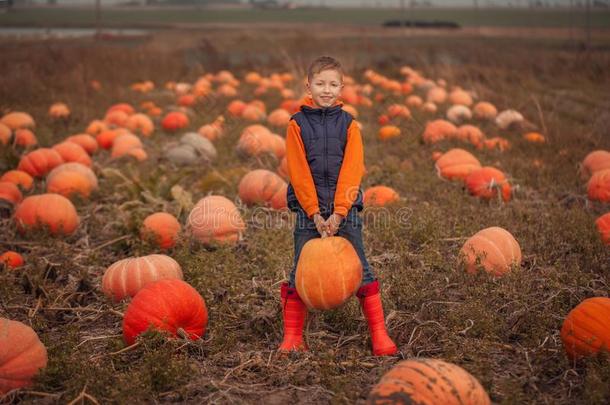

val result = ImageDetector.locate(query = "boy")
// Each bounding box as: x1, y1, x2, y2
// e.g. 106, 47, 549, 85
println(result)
279, 56, 397, 356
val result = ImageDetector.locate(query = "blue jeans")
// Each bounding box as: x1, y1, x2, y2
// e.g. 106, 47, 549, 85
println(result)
288, 207, 376, 288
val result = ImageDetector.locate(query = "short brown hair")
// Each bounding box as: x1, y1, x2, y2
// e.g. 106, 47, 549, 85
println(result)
307, 56, 343, 83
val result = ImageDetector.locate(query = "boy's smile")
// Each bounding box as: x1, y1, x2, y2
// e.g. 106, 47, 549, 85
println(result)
307, 69, 344, 108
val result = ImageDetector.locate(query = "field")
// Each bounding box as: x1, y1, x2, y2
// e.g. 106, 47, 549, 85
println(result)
1, 6, 610, 28
0, 23, 610, 404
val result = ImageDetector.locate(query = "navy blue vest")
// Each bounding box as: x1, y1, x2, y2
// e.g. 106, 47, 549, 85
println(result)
286, 104, 364, 217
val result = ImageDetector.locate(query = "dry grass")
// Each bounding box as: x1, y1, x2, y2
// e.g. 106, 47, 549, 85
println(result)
0, 27, 609, 404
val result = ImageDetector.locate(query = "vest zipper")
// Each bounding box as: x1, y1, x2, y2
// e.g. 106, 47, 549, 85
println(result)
323, 109, 330, 216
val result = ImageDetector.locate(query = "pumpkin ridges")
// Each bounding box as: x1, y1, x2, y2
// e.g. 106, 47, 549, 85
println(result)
469, 234, 509, 275
560, 297, 610, 360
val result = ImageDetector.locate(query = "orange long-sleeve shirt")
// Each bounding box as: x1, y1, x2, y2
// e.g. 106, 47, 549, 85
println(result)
285, 101, 364, 218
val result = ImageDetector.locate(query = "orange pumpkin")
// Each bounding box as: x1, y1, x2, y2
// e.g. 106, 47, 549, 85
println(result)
460, 226, 521, 277
295, 237, 362, 310
483, 137, 511, 152
111, 134, 143, 158
456, 125, 485, 147
198, 116, 225, 141
449, 88, 473, 106
238, 169, 287, 210
422, 102, 437, 114
465, 167, 511, 202
48, 102, 70, 119
125, 113, 154, 137
227, 100, 247, 117
405, 95, 423, 108
560, 297, 610, 361
96, 128, 128, 150
104, 110, 129, 128
426, 87, 447, 104
107, 103, 135, 116
14, 193, 80, 235
102, 254, 183, 302
435, 148, 481, 182
237, 125, 283, 159
17, 148, 64, 178
0, 251, 24, 269
587, 169, 610, 202
473, 101, 498, 120
367, 358, 490, 405
122, 279, 208, 346
267, 109, 291, 128
422, 119, 457, 144
363, 186, 400, 207
161, 111, 189, 132
187, 195, 246, 245
0, 318, 48, 394
387, 104, 411, 119
141, 212, 181, 249
277, 156, 289, 180
595, 212, 610, 246
46, 163, 98, 199
0, 181, 23, 206
127, 148, 148, 162
85, 120, 108, 136
0, 123, 11, 145
13, 129, 38, 148
0, 170, 33, 191
65, 134, 98, 155
580, 150, 610, 180
378, 125, 401, 141
178, 94, 197, 107
523, 132, 545, 143
0, 112, 35, 130
52, 142, 92, 167
241, 104, 266, 122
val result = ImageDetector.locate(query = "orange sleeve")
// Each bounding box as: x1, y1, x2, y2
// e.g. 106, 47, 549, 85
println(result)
286, 119, 320, 218
333, 120, 364, 217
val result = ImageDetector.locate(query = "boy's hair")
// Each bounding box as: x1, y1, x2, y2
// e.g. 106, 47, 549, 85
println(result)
307, 56, 344, 83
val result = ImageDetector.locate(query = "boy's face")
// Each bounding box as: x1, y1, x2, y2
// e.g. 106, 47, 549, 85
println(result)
306, 69, 344, 108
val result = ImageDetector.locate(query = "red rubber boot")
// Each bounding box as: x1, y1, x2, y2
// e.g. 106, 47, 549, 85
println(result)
357, 280, 398, 356
278, 282, 308, 352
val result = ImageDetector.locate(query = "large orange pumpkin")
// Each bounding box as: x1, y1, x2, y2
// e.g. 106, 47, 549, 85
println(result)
367, 358, 490, 405
238, 169, 287, 210
560, 297, 610, 361
295, 237, 362, 310
580, 150, 610, 180
0, 318, 48, 394
435, 148, 481, 182
52, 142, 92, 167
460, 226, 521, 277
122, 279, 208, 345
161, 111, 189, 132
465, 167, 511, 202
0, 170, 33, 191
363, 186, 400, 207
14, 193, 79, 235
141, 212, 181, 249
46, 163, 98, 199
587, 169, 610, 202
595, 212, 610, 246
102, 254, 183, 302
17, 148, 64, 178
187, 195, 246, 245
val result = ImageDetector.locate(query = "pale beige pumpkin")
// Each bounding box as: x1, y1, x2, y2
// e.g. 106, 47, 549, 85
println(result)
460, 226, 521, 277
187, 195, 246, 245
102, 254, 183, 302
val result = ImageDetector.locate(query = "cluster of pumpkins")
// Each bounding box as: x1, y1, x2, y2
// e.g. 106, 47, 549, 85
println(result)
1, 64, 609, 403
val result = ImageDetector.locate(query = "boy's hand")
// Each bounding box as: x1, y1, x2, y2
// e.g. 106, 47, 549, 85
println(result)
325, 213, 344, 236
312, 213, 328, 237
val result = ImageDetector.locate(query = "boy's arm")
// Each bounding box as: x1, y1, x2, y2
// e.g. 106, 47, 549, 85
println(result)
334, 120, 365, 217
286, 119, 320, 218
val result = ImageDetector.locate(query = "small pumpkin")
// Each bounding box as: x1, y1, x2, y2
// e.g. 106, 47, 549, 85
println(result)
378, 125, 401, 141
0, 170, 33, 191
85, 120, 108, 136
267, 109, 291, 128
111, 134, 143, 158
587, 169, 610, 203
122, 279, 208, 345
459, 226, 521, 277
125, 113, 154, 137
0, 123, 11, 145
473, 101, 498, 120
523, 132, 545, 143
405, 95, 423, 108
560, 297, 610, 361
17, 148, 64, 178
0, 181, 23, 207
0, 112, 35, 130
449, 88, 473, 106
495, 109, 524, 130
426, 87, 447, 104
295, 237, 363, 310
456, 125, 485, 147
14, 193, 80, 235
595, 212, 610, 246
141, 213, 181, 249
52, 141, 92, 167
367, 358, 490, 405
580, 150, 610, 180
161, 111, 190, 132
422, 119, 457, 144
104, 109, 130, 128
48, 102, 70, 119
465, 167, 511, 202
198, 116, 225, 141
435, 148, 481, 182
65, 134, 98, 155
0, 251, 24, 269
446, 105, 472, 124
13, 129, 37, 148
187, 195, 246, 245
0, 318, 48, 394
363, 186, 400, 207
102, 254, 183, 302
46, 162, 98, 199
